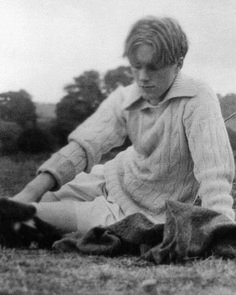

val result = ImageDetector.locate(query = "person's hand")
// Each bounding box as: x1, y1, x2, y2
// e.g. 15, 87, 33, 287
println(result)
13, 172, 56, 203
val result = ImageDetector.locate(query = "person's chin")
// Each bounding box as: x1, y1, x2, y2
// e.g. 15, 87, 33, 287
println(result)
142, 92, 157, 101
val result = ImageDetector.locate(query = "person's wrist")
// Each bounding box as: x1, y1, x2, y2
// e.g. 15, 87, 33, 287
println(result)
38, 172, 56, 191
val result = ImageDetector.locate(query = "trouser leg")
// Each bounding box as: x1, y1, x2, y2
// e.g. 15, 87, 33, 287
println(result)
41, 164, 107, 203
34, 201, 78, 233
32, 165, 125, 234
34, 196, 125, 235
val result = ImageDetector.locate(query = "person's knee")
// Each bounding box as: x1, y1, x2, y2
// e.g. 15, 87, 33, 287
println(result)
41, 192, 59, 202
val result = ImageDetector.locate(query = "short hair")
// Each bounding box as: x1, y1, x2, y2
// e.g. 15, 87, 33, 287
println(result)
123, 16, 189, 68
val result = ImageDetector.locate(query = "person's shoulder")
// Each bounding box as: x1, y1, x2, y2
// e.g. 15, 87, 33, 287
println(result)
181, 73, 215, 99
181, 74, 222, 119
181, 74, 218, 106
106, 83, 139, 109
116, 83, 138, 97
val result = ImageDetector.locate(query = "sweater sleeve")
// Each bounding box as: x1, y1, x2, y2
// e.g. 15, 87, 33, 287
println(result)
183, 88, 235, 221
38, 87, 128, 189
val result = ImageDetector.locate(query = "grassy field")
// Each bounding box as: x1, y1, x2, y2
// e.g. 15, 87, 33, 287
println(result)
1, 154, 236, 295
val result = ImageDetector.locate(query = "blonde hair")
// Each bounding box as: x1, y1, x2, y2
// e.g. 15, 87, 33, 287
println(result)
124, 16, 188, 68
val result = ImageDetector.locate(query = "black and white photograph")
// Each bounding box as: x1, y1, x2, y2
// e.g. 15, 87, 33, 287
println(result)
0, 0, 236, 294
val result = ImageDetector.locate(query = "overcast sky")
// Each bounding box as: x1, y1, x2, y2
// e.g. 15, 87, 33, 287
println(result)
0, 0, 236, 103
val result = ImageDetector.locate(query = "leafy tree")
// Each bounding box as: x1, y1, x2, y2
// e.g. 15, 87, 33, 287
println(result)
0, 90, 36, 128
104, 66, 133, 95
64, 70, 104, 109
55, 70, 105, 144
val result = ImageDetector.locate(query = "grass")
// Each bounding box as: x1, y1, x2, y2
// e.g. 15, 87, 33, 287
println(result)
0, 153, 50, 197
1, 251, 236, 295
1, 154, 236, 294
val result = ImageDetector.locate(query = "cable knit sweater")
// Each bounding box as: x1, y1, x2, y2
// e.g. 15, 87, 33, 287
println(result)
39, 73, 235, 222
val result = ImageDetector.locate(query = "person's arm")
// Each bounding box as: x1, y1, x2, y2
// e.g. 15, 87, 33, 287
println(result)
14, 87, 128, 202
38, 87, 127, 187
13, 172, 56, 203
183, 87, 235, 221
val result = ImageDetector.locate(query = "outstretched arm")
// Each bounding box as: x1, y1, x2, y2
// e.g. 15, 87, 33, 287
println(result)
13, 172, 56, 203
13, 87, 128, 202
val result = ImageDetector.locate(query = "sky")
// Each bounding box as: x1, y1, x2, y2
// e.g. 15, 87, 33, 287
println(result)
0, 0, 236, 103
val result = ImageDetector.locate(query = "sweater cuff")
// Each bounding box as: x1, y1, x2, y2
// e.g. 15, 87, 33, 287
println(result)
37, 154, 76, 190
37, 142, 87, 190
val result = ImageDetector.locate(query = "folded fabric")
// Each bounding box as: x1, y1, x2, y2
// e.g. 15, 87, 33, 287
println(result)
1, 198, 236, 264
54, 200, 236, 264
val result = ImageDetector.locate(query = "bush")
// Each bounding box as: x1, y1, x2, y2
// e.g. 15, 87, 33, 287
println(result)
0, 90, 36, 128
0, 120, 22, 154
17, 128, 54, 154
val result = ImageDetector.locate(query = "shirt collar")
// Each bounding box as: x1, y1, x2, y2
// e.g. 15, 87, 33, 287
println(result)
123, 72, 198, 110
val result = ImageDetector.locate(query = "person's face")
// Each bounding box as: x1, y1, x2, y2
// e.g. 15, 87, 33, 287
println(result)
130, 44, 182, 104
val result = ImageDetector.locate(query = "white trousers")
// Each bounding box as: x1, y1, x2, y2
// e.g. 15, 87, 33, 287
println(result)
42, 165, 125, 234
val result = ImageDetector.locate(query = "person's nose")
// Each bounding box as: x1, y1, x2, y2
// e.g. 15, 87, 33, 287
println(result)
139, 69, 149, 82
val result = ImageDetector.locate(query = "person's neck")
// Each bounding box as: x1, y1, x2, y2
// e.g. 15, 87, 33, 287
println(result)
147, 88, 170, 106
147, 75, 178, 105
147, 97, 161, 106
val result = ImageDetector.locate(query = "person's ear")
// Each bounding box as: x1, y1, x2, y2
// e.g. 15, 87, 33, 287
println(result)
177, 57, 184, 70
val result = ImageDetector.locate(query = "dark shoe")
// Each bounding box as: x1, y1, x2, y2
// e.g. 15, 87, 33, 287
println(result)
0, 198, 62, 248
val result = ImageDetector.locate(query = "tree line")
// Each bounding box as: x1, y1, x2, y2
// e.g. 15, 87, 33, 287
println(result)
0, 65, 235, 155
0, 66, 133, 154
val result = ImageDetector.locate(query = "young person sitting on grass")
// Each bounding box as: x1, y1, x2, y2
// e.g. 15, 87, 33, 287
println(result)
2, 16, 235, 244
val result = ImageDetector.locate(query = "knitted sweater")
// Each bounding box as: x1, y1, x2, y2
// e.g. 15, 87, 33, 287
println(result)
39, 73, 235, 222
